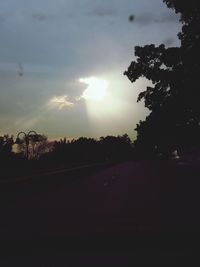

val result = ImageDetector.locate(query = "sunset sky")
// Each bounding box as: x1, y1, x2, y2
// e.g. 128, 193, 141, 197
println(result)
0, 0, 181, 140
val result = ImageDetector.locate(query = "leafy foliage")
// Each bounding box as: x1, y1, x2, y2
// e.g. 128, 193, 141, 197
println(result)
124, 0, 200, 156
47, 134, 133, 167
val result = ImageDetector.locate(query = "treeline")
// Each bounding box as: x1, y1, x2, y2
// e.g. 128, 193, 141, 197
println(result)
43, 134, 133, 168
0, 134, 134, 177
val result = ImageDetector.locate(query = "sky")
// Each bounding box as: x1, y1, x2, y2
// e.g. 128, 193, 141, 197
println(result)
0, 0, 181, 140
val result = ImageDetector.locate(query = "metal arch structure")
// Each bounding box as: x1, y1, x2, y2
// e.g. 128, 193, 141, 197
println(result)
15, 130, 41, 159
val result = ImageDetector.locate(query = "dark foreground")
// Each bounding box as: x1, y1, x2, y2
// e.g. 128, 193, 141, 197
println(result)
0, 160, 200, 265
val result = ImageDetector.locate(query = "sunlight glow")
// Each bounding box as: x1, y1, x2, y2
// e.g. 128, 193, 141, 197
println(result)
49, 95, 74, 110
79, 76, 108, 101
77, 74, 132, 136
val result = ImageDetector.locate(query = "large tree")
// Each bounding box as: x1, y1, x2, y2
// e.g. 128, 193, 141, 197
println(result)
124, 0, 200, 156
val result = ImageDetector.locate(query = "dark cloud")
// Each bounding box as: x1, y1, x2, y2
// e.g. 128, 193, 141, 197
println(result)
163, 37, 175, 46
32, 13, 55, 22
87, 7, 117, 17
129, 12, 179, 26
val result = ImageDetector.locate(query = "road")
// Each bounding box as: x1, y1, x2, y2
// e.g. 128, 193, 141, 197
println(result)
1, 160, 153, 238
1, 159, 200, 265
0, 159, 200, 240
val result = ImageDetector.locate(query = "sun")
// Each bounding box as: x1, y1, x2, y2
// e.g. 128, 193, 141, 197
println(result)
79, 76, 108, 101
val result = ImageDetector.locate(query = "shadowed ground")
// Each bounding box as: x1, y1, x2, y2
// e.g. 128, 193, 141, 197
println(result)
0, 160, 200, 264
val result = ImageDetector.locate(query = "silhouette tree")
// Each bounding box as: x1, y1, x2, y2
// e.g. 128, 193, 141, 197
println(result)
49, 134, 133, 168
33, 136, 53, 159
0, 134, 14, 160
124, 0, 200, 157
99, 134, 132, 161
52, 137, 99, 165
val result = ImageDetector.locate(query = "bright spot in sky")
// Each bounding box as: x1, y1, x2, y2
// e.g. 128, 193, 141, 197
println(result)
79, 76, 108, 101
78, 75, 131, 136
49, 95, 74, 110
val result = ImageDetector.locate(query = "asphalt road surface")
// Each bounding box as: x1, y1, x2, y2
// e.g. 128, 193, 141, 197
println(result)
0, 160, 200, 264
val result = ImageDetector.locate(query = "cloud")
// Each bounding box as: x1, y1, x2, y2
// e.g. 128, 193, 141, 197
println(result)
32, 13, 55, 22
48, 95, 74, 110
87, 7, 117, 17
163, 37, 175, 46
129, 12, 179, 26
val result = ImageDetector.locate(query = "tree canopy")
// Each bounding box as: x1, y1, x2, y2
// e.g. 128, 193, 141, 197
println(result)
124, 0, 200, 156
